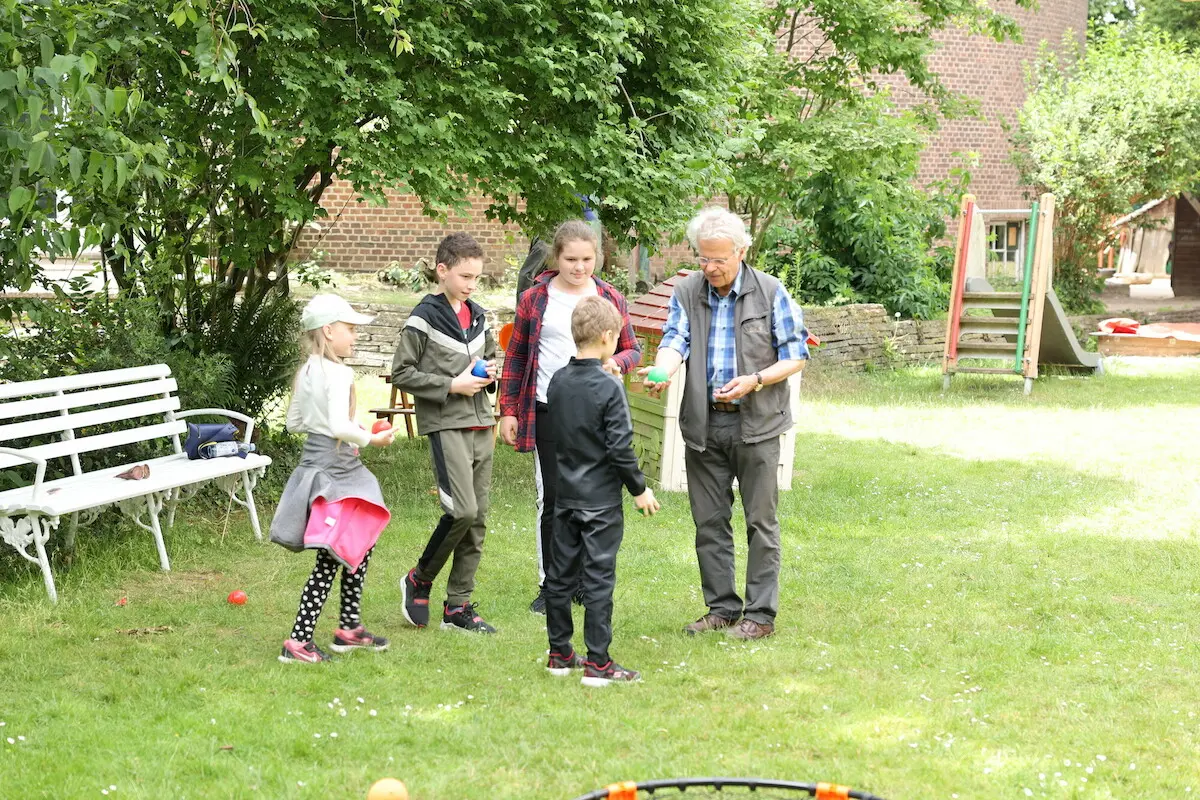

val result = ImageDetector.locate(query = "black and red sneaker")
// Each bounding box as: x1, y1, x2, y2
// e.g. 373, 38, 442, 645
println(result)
278, 639, 333, 665
441, 601, 497, 634
546, 649, 586, 676
401, 568, 432, 628
330, 626, 390, 653
581, 660, 641, 687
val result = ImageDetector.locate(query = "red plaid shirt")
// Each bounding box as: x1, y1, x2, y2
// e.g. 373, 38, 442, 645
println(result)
499, 272, 642, 453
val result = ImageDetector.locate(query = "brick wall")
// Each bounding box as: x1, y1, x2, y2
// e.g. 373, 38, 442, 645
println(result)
877, 0, 1087, 216
297, 184, 529, 279
296, 2, 1087, 280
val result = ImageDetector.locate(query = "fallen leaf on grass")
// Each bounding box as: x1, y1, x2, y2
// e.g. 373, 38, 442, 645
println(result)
219, 745, 234, 751
118, 626, 173, 636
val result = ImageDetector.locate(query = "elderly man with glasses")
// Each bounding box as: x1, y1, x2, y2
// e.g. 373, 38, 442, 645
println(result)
640, 206, 810, 641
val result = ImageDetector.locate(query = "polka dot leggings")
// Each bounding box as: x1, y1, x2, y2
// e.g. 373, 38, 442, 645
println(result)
289, 547, 374, 642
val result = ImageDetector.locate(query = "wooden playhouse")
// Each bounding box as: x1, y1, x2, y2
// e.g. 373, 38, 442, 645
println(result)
625, 270, 803, 492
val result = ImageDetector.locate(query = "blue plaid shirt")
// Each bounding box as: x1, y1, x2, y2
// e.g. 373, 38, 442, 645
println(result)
660, 266, 810, 403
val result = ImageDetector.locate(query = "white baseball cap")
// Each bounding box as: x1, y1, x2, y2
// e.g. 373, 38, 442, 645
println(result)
301, 294, 375, 331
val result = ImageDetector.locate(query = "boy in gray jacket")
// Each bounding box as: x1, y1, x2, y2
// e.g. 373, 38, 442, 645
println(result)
392, 233, 499, 633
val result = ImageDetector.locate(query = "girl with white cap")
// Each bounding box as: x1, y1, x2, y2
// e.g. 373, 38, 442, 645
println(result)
269, 294, 397, 664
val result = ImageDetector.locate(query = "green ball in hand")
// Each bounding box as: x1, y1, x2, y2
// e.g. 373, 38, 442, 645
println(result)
647, 366, 669, 384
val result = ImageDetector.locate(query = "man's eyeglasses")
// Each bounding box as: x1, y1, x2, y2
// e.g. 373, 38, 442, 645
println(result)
697, 257, 733, 267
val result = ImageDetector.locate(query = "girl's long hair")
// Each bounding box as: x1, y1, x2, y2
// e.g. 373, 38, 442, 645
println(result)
551, 219, 599, 261
292, 326, 357, 420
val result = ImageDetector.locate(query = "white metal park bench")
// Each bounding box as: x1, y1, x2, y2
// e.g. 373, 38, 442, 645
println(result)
0, 365, 272, 602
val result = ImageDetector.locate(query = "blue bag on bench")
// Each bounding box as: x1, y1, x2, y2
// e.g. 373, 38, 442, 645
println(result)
184, 422, 243, 460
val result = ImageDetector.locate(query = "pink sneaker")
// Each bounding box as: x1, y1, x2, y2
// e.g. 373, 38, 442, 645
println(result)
330, 626, 390, 653
278, 639, 333, 664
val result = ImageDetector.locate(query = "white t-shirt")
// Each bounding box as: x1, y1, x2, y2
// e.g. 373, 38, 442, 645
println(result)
535, 281, 598, 403
286, 354, 372, 447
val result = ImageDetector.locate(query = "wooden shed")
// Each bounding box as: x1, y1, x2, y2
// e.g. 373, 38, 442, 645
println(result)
1102, 194, 1200, 296
625, 270, 802, 492
1174, 195, 1200, 297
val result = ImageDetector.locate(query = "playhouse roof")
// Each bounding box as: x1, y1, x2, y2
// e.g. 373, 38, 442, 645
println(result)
628, 269, 694, 335
1110, 197, 1170, 229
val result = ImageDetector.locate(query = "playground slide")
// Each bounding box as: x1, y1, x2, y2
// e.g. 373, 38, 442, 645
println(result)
965, 277, 1103, 374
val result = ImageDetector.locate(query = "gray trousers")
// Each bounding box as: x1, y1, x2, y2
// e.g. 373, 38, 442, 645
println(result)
416, 428, 493, 606
683, 411, 782, 624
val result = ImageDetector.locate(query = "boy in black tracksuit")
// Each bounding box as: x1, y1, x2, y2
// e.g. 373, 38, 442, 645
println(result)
544, 296, 660, 686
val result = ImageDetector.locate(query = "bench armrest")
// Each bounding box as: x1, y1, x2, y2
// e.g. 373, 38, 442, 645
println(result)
0, 447, 48, 503
176, 409, 256, 444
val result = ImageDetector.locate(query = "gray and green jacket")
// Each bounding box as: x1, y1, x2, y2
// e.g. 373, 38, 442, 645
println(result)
391, 293, 497, 435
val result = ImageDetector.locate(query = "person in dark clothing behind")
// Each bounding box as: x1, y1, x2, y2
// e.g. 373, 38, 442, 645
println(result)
543, 296, 660, 687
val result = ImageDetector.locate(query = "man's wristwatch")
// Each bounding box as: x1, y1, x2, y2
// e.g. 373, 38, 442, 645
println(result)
753, 372, 764, 392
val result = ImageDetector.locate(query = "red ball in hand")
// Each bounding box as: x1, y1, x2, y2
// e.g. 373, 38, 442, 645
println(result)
227, 590, 248, 606
371, 420, 393, 434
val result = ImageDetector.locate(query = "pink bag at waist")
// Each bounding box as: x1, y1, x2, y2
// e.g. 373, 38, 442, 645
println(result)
303, 496, 390, 572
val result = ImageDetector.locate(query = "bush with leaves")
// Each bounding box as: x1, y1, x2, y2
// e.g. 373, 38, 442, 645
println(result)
1013, 27, 1200, 312
199, 286, 302, 420
757, 103, 968, 320
0, 294, 241, 488
379, 261, 433, 293
0, 294, 238, 410
1091, 0, 1200, 51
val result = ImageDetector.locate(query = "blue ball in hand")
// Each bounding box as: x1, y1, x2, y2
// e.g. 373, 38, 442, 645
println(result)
471, 358, 490, 379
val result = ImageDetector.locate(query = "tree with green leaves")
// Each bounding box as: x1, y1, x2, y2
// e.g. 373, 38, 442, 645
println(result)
2, 0, 753, 413
1090, 0, 1200, 50
1140, 0, 1200, 49
1013, 27, 1200, 312
728, 0, 1033, 318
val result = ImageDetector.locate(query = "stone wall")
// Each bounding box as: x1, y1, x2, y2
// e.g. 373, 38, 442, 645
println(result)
345, 303, 517, 371
344, 298, 1200, 378
343, 301, 948, 373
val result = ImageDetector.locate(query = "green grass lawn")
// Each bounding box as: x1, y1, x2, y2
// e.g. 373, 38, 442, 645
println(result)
2, 359, 1199, 799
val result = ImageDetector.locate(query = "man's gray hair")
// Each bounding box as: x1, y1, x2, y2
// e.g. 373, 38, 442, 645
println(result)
686, 206, 751, 250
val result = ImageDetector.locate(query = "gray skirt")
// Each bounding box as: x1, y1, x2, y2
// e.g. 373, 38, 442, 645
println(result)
269, 434, 387, 553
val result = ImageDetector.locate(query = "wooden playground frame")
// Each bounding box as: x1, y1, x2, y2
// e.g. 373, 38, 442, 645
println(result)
942, 192, 1058, 394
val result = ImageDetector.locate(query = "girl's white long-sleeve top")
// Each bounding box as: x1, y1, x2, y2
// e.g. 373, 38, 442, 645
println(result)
286, 355, 372, 448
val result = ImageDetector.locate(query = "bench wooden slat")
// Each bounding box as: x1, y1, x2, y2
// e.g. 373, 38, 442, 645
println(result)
0, 451, 273, 516
0, 378, 178, 422
0, 420, 186, 470
0, 365, 171, 400
0, 397, 181, 443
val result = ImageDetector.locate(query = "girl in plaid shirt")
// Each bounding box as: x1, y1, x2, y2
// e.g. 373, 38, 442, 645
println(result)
497, 220, 641, 614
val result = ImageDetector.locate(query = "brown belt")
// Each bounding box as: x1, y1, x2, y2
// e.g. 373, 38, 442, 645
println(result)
709, 401, 740, 413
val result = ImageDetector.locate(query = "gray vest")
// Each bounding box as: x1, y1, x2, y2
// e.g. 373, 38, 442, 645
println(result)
675, 266, 792, 451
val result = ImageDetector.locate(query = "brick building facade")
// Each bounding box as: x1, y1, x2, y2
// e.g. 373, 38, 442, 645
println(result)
882, 0, 1087, 209
294, 1, 1087, 281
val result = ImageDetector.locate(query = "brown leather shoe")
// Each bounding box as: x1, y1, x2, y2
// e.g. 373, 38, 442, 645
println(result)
726, 619, 775, 640
683, 614, 739, 636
